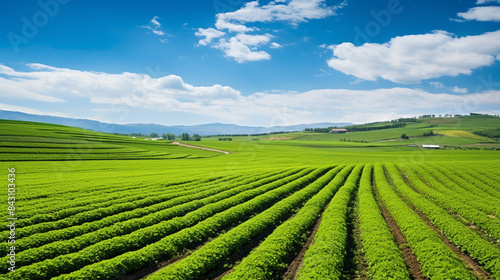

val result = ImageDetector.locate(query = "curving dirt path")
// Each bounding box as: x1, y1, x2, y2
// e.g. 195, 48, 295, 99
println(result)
171, 141, 231, 155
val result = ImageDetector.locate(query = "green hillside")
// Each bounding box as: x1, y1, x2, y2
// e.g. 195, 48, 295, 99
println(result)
0, 120, 220, 161
251, 115, 500, 149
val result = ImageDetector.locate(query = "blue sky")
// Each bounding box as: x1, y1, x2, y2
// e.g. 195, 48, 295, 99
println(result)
1, 0, 500, 126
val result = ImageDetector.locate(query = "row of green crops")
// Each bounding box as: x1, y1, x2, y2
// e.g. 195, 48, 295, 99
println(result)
375, 164, 476, 279
223, 165, 356, 280
394, 164, 500, 279
294, 164, 362, 279
357, 164, 410, 280
6, 168, 326, 278
1, 161, 499, 279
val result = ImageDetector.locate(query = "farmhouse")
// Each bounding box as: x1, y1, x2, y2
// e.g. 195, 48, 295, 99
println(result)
422, 144, 440, 149
330, 128, 347, 134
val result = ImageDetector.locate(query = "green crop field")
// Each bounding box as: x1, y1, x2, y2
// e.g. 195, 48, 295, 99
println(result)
1, 117, 499, 280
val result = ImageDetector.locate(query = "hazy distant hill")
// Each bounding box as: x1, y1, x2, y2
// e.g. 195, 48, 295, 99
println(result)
0, 110, 351, 136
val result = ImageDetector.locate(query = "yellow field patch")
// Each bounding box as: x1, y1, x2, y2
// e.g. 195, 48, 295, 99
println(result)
434, 130, 490, 141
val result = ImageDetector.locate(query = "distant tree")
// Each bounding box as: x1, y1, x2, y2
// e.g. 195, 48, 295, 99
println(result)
423, 130, 434, 137
150, 132, 159, 138
181, 133, 191, 141
165, 132, 176, 140
401, 133, 409, 139
192, 134, 201, 141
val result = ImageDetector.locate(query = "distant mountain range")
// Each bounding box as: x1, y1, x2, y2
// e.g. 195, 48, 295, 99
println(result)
0, 110, 352, 136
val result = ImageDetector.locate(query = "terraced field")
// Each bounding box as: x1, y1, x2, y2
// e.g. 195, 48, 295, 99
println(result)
1, 119, 499, 279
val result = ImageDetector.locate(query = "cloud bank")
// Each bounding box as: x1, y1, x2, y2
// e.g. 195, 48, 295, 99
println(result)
1, 64, 499, 125
326, 30, 500, 84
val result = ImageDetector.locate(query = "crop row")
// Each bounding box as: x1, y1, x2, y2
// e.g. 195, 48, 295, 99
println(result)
12, 173, 241, 229
2, 175, 242, 240
398, 164, 500, 239
0, 168, 306, 273
414, 164, 500, 218
221, 165, 356, 279
434, 163, 500, 199
356, 164, 410, 280
395, 164, 500, 279
374, 164, 475, 279
8, 167, 326, 279
17, 170, 210, 209
147, 166, 346, 280
1, 169, 287, 258
295, 165, 362, 279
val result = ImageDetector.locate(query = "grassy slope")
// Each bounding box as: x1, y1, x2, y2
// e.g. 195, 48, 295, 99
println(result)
238, 116, 500, 148
0, 120, 220, 161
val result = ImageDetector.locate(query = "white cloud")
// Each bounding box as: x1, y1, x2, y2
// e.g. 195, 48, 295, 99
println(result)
458, 6, 500, 22
195, 28, 225, 46
452, 86, 468, 94
196, 0, 342, 62
0, 103, 69, 118
2, 64, 500, 126
270, 42, 282, 49
143, 26, 165, 36
214, 37, 271, 63
476, 0, 500, 4
150, 16, 161, 28
215, 0, 335, 28
327, 30, 500, 84
430, 82, 445, 89
141, 16, 167, 43
0, 64, 241, 107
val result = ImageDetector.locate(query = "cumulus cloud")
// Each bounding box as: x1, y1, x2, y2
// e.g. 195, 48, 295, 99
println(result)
195, 28, 225, 46
2, 64, 499, 125
0, 63, 241, 105
215, 34, 271, 63
195, 0, 342, 63
327, 30, 500, 84
457, 6, 500, 22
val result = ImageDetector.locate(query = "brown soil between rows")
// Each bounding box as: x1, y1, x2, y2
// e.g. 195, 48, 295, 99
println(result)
372, 183, 429, 280
399, 169, 491, 279
210, 224, 278, 280
282, 212, 324, 280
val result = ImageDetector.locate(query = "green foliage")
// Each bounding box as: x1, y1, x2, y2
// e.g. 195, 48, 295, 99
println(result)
181, 132, 191, 141
376, 164, 476, 279
357, 164, 410, 280
296, 165, 362, 279
224, 165, 353, 280
1, 119, 499, 279
192, 134, 201, 141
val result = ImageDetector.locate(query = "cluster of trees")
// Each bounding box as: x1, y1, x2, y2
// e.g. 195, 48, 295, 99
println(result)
400, 133, 409, 139
218, 138, 233, 141
304, 127, 338, 133
133, 132, 202, 141
423, 130, 434, 137
181, 133, 201, 141
346, 122, 407, 132
390, 117, 417, 122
